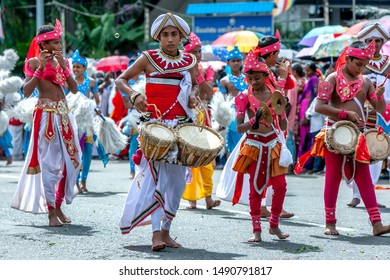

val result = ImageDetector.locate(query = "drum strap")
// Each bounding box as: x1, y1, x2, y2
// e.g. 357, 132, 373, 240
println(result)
341, 155, 356, 184
353, 97, 366, 126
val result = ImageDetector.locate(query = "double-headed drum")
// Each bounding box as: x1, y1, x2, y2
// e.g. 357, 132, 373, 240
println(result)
363, 128, 390, 162
325, 120, 360, 155
140, 122, 176, 160
176, 124, 224, 167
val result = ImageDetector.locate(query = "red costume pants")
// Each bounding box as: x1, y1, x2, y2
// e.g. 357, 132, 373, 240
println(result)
324, 148, 381, 225
248, 159, 287, 232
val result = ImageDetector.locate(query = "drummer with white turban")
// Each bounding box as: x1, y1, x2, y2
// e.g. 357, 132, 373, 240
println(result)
116, 13, 198, 251
347, 23, 390, 208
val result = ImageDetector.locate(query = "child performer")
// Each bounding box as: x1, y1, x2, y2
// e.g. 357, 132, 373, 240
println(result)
315, 40, 390, 236
12, 19, 81, 227
233, 50, 290, 242
116, 13, 198, 251
66, 50, 103, 193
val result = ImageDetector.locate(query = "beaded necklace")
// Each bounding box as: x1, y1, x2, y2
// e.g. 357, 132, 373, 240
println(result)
228, 73, 248, 92
335, 65, 363, 102
74, 75, 91, 96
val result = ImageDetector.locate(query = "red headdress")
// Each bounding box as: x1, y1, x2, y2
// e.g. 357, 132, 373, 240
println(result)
253, 29, 281, 57
184, 32, 202, 53
24, 19, 63, 75
335, 40, 376, 71
244, 50, 268, 73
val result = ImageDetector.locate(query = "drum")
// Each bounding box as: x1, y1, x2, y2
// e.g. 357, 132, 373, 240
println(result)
325, 120, 360, 155
140, 122, 176, 160
176, 123, 224, 167
363, 128, 390, 162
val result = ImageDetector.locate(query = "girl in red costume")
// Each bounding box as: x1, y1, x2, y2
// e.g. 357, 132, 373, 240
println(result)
233, 50, 290, 242
315, 40, 390, 236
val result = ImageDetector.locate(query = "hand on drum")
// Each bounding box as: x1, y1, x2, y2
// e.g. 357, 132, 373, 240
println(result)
346, 111, 361, 124
134, 94, 146, 112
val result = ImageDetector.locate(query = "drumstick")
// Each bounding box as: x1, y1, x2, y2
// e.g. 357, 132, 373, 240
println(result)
379, 71, 390, 87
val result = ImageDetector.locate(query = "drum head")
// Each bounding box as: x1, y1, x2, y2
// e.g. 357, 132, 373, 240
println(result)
333, 126, 355, 145
148, 123, 175, 141
326, 120, 360, 155
178, 125, 222, 150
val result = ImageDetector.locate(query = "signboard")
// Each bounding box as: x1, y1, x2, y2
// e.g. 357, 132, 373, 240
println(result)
193, 15, 273, 44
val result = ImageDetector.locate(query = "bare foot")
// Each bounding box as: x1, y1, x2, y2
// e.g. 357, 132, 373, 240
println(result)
205, 197, 221, 209
151, 231, 166, 251
6, 156, 13, 166
80, 180, 88, 193
76, 180, 83, 193
55, 208, 71, 223
280, 209, 294, 219
186, 201, 197, 209
324, 223, 339, 235
373, 222, 390, 236
161, 229, 181, 248
248, 232, 262, 242
129, 171, 135, 179
377, 202, 386, 208
269, 227, 289, 239
347, 198, 360, 208
48, 210, 63, 227
260, 206, 271, 218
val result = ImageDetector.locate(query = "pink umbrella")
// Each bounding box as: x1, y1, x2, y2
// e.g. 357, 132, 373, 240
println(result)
95, 56, 130, 72
296, 47, 314, 59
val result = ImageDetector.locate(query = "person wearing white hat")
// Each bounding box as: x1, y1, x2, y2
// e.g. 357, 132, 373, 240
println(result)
116, 13, 199, 251
347, 23, 390, 208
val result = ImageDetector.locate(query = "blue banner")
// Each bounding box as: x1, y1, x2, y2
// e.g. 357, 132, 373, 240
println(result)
193, 16, 273, 44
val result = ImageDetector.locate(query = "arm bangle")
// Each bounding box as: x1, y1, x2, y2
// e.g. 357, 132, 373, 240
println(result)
130, 92, 142, 104
337, 109, 348, 120
33, 69, 43, 79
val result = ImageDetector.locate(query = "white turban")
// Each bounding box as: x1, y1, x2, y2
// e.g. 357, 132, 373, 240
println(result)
150, 13, 190, 41
358, 23, 390, 43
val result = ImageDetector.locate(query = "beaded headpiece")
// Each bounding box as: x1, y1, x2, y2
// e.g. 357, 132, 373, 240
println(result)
72, 50, 88, 67
226, 46, 243, 61
253, 30, 281, 57
346, 39, 376, 60
33, 19, 62, 45
244, 50, 268, 73
184, 32, 202, 52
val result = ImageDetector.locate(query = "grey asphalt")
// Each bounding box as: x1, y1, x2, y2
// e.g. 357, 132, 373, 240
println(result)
1, 158, 390, 260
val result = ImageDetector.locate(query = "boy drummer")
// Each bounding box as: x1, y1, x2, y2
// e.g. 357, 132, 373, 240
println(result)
315, 41, 390, 236
116, 13, 198, 251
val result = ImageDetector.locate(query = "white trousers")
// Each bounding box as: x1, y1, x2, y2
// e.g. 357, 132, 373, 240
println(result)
12, 111, 81, 213
8, 124, 24, 160
120, 158, 187, 233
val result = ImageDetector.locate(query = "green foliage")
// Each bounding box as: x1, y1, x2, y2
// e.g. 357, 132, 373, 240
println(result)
66, 6, 144, 58
0, 0, 145, 74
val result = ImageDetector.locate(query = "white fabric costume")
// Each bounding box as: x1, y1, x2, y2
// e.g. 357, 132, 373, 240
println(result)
12, 100, 81, 213
119, 13, 193, 235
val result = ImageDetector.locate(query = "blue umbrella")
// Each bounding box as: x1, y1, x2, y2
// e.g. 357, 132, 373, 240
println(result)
201, 45, 228, 62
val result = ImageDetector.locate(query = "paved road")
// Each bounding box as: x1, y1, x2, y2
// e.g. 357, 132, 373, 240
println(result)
1, 159, 390, 260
